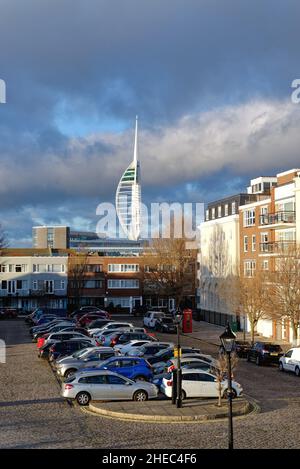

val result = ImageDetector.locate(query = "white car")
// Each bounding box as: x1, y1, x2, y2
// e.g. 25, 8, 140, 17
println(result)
143, 311, 166, 329
114, 340, 154, 355
279, 347, 300, 376
161, 369, 243, 399
89, 322, 134, 337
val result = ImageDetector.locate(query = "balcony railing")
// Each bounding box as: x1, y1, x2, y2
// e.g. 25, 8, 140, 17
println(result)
260, 241, 296, 253
259, 211, 295, 225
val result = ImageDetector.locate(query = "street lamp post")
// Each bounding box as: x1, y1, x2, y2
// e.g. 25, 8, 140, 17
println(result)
175, 312, 182, 408
220, 322, 236, 450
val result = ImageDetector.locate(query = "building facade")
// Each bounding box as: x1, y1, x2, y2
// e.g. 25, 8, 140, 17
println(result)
0, 249, 69, 311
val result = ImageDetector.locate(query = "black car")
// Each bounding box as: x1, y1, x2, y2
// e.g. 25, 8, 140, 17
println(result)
247, 342, 284, 365
155, 317, 177, 333
234, 340, 252, 358
48, 339, 93, 361
87, 318, 112, 330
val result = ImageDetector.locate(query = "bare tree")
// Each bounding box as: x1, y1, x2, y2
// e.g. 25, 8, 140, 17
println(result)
215, 352, 238, 406
142, 237, 197, 310
269, 243, 300, 345
0, 224, 8, 253
219, 270, 271, 344
68, 252, 89, 310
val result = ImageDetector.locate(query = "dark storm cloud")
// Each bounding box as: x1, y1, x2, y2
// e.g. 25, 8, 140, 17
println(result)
0, 0, 300, 244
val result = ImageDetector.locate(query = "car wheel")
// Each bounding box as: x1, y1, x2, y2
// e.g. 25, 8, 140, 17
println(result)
135, 375, 147, 381
223, 389, 237, 399
181, 389, 186, 400
76, 391, 91, 406
255, 355, 261, 366
279, 362, 284, 372
295, 367, 300, 377
64, 369, 77, 379
133, 390, 148, 401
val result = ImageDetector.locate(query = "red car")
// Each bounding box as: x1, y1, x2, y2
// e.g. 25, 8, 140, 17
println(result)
77, 311, 110, 327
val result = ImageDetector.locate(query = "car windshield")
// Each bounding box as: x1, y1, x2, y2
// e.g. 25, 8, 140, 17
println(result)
263, 344, 282, 352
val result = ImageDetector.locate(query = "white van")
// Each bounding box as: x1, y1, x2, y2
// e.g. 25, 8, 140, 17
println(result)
279, 348, 300, 376
143, 311, 166, 329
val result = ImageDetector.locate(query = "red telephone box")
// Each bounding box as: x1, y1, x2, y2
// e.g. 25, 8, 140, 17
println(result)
182, 309, 193, 333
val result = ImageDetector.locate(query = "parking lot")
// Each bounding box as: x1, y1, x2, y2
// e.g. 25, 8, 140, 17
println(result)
1, 319, 300, 448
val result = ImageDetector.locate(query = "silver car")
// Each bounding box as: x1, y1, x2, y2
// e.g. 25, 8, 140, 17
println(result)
62, 370, 158, 405
56, 347, 116, 378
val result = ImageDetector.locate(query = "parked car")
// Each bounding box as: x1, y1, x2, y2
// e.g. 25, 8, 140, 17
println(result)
247, 342, 284, 365
62, 370, 158, 405
155, 317, 177, 333
127, 342, 173, 358
87, 319, 113, 330
105, 331, 157, 348
234, 340, 252, 358
85, 356, 154, 381
38, 331, 95, 351
39, 337, 94, 359
77, 312, 110, 327
55, 346, 116, 378
48, 339, 96, 362
143, 311, 166, 329
279, 347, 300, 376
33, 321, 75, 341
96, 328, 150, 346
164, 357, 216, 374
147, 346, 201, 366
114, 340, 154, 355
79, 306, 107, 313
89, 321, 134, 337
0, 308, 18, 319
160, 369, 243, 399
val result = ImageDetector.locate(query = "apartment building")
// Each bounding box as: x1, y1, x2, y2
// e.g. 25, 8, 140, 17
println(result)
0, 249, 69, 311
68, 255, 143, 312
240, 169, 300, 340
197, 177, 276, 328
33, 226, 70, 249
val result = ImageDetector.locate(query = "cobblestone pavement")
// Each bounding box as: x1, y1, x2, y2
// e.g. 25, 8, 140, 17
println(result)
0, 319, 300, 449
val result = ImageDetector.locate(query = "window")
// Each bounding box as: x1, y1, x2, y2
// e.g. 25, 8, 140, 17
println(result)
86, 264, 102, 273
108, 279, 139, 289
84, 280, 103, 289
106, 297, 131, 307
244, 260, 256, 277
108, 264, 139, 273
107, 375, 127, 385
218, 205, 222, 218
244, 236, 249, 253
33, 264, 47, 273
16, 280, 22, 290
211, 207, 215, 219
1, 280, 7, 289
252, 235, 256, 252
244, 209, 256, 227
231, 202, 236, 215
1, 265, 7, 273
224, 204, 229, 216
261, 260, 269, 271
205, 209, 209, 221
33, 280, 38, 290
61, 281, 65, 290
15, 265, 22, 273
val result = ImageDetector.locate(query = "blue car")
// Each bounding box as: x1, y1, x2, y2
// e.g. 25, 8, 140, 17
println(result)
83, 356, 153, 381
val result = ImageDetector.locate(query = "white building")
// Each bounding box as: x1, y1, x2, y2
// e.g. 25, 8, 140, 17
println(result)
0, 250, 68, 311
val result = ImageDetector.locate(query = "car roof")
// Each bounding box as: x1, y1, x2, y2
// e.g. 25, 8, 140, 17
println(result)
181, 369, 213, 375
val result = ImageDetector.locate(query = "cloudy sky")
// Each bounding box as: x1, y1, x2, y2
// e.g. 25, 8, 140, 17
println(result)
0, 0, 300, 245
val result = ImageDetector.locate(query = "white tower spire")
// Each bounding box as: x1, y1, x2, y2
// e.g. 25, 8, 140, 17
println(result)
133, 115, 138, 164
115, 116, 141, 241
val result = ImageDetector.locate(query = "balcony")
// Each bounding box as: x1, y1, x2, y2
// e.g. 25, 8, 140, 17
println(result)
260, 241, 296, 254
259, 211, 295, 227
